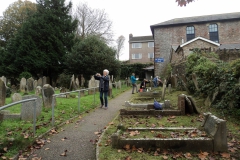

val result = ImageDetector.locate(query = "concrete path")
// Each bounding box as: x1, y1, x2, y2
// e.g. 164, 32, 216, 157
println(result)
29, 89, 133, 160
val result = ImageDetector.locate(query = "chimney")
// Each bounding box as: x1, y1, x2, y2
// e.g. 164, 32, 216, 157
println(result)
129, 33, 133, 40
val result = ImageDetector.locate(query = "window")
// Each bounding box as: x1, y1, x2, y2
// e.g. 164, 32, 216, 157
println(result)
148, 42, 154, 48
148, 53, 154, 58
132, 43, 142, 48
186, 26, 195, 41
132, 53, 142, 59
209, 24, 219, 43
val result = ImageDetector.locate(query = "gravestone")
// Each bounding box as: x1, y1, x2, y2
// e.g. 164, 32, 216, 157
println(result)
1, 76, 7, 86
128, 77, 131, 86
11, 93, 22, 102
20, 78, 27, 92
168, 84, 171, 94
161, 84, 166, 100
21, 95, 42, 121
69, 74, 77, 91
88, 76, 98, 94
76, 78, 80, 88
60, 87, 66, 93
179, 74, 190, 94
37, 78, 43, 87
27, 77, 34, 92
0, 79, 6, 106
11, 85, 17, 93
33, 80, 38, 90
192, 73, 199, 91
178, 94, 185, 115
118, 80, 121, 89
35, 86, 42, 96
80, 74, 85, 87
108, 81, 112, 97
42, 84, 55, 108
164, 100, 171, 109
185, 95, 194, 114
201, 112, 227, 152
42, 76, 48, 86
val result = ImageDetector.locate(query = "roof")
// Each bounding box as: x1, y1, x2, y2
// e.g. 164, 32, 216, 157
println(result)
129, 35, 153, 43
219, 43, 240, 50
143, 65, 154, 70
150, 12, 240, 34
176, 37, 220, 52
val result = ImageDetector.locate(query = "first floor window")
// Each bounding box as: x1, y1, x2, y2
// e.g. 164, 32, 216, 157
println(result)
209, 24, 219, 43
186, 26, 195, 41
132, 53, 142, 59
132, 43, 142, 48
148, 53, 154, 58
148, 42, 154, 48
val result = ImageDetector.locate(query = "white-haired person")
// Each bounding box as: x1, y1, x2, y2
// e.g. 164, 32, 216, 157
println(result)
94, 69, 110, 110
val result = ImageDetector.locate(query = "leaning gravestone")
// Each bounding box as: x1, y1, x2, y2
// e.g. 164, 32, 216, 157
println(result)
80, 74, 85, 87
1, 76, 7, 86
69, 74, 77, 91
20, 78, 27, 92
168, 84, 172, 94
108, 80, 112, 97
76, 78, 80, 88
0, 79, 6, 106
11, 93, 22, 102
21, 95, 42, 121
42, 84, 55, 108
27, 77, 34, 92
161, 84, 166, 100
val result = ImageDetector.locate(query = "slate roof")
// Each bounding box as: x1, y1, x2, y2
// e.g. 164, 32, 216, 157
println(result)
151, 12, 240, 28
219, 43, 240, 50
129, 36, 153, 42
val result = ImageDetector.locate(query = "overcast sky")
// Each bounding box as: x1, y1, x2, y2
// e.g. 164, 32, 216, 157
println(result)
1, 0, 240, 60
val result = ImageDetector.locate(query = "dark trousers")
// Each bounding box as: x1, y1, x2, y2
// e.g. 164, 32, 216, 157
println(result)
100, 91, 108, 107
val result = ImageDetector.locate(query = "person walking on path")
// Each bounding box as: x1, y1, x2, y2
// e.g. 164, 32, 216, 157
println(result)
130, 73, 138, 94
94, 69, 109, 109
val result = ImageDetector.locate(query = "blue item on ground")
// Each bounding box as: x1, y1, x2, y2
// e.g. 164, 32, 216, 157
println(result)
154, 99, 162, 110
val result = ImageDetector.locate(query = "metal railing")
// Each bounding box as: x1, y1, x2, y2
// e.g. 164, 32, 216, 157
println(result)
0, 98, 38, 136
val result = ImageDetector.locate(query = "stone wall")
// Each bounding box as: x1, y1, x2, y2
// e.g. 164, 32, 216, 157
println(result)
216, 49, 240, 62
153, 19, 240, 76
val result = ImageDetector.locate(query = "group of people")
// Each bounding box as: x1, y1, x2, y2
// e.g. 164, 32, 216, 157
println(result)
93, 69, 162, 110
130, 73, 162, 94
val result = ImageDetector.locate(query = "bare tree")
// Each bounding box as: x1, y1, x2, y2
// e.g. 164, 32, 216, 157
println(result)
116, 35, 125, 60
73, 2, 113, 42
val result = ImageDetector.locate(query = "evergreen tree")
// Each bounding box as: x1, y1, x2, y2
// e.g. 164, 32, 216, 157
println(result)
2, 0, 77, 83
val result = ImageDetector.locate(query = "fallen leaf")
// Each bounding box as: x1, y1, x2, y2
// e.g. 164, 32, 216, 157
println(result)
154, 151, 159, 156
132, 145, 137, 151
162, 155, 168, 159
3, 147, 7, 152
184, 152, 192, 159
45, 148, 50, 150
60, 150, 67, 156
125, 156, 131, 160
1, 156, 7, 160
124, 144, 131, 150
117, 149, 121, 153
32, 157, 42, 160
221, 152, 230, 158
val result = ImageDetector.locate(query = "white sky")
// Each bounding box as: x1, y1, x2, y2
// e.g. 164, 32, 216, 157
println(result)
1, 0, 240, 60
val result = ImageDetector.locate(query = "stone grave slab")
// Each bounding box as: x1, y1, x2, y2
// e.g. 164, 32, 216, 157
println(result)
21, 95, 43, 121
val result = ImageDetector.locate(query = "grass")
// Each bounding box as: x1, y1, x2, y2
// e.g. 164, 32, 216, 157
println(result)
0, 84, 131, 159
98, 88, 240, 160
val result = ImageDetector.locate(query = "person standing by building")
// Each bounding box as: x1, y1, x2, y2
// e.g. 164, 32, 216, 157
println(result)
94, 69, 109, 110
130, 73, 138, 94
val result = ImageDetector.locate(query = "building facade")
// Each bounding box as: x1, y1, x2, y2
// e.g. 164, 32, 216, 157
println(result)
129, 34, 154, 64
150, 12, 240, 76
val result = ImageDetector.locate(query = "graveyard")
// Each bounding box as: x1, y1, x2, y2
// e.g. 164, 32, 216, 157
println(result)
97, 86, 240, 160
0, 76, 130, 158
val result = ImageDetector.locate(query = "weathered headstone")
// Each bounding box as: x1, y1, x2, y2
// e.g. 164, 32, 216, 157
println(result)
161, 84, 166, 100
33, 80, 38, 90
27, 77, 34, 92
118, 80, 122, 89
37, 78, 43, 87
179, 74, 190, 94
11, 85, 17, 93
76, 78, 80, 88
11, 93, 22, 102
69, 74, 77, 91
201, 112, 227, 152
80, 74, 85, 87
164, 100, 171, 109
1, 76, 7, 86
192, 73, 199, 91
178, 94, 185, 115
20, 78, 27, 92
35, 86, 42, 96
108, 80, 112, 97
42, 84, 55, 108
0, 79, 6, 106
168, 84, 171, 94
42, 76, 47, 86
21, 95, 42, 121
88, 76, 98, 94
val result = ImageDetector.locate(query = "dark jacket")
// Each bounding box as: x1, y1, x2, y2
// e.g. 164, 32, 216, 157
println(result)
94, 75, 109, 92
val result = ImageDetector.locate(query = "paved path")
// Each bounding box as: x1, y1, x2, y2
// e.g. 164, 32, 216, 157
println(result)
29, 89, 133, 160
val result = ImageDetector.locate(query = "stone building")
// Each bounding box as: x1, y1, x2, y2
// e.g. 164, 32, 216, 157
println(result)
150, 12, 240, 76
129, 34, 154, 64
